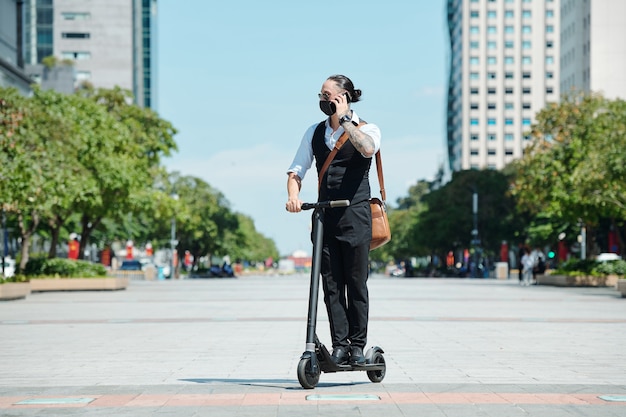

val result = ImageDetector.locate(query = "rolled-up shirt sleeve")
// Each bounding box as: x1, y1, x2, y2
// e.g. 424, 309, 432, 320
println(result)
287, 123, 317, 180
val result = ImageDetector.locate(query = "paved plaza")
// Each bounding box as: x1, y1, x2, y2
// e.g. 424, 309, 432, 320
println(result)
1, 273, 626, 416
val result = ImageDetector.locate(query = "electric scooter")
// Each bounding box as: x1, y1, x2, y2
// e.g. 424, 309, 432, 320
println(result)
296, 200, 386, 389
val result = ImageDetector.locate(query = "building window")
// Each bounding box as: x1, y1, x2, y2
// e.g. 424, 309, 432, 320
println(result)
470, 149, 479, 156
487, 41, 497, 49
471, 103, 479, 110
471, 118, 479, 125
505, 25, 514, 34
61, 51, 91, 60
488, 149, 497, 156
546, 71, 554, 79
487, 134, 497, 141
470, 41, 479, 49
470, 72, 479, 79
523, 87, 532, 94
505, 118, 514, 125
522, 118, 531, 126
487, 57, 497, 65
522, 40, 531, 49
522, 56, 532, 64
471, 87, 479, 94
522, 102, 531, 109
505, 87, 514, 94
505, 40, 514, 48
546, 10, 554, 18
487, 72, 497, 79
505, 102, 514, 110
487, 11, 497, 18
488, 118, 496, 125
76, 70, 91, 81
62, 32, 90, 39
546, 87, 554, 94
470, 134, 479, 141
524, 134, 532, 141
546, 25, 554, 33
505, 56, 514, 64
470, 26, 479, 34
470, 57, 479, 65
522, 10, 532, 18
471, 11, 479, 18
505, 149, 514, 156
546, 40, 554, 48
505, 134, 514, 141
522, 72, 531, 79
505, 72, 514, 79
505, 10, 514, 18
546, 56, 554, 64
522, 25, 531, 33
488, 87, 496, 94
61, 12, 91, 20
487, 26, 497, 34
487, 103, 496, 110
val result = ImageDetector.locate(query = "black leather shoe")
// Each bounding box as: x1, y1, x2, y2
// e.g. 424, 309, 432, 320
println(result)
331, 347, 349, 365
349, 346, 366, 365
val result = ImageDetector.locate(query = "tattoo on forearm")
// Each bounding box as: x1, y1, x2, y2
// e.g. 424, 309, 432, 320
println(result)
348, 127, 375, 156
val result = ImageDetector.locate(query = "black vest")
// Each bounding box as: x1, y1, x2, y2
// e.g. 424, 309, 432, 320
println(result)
312, 122, 372, 203
312, 121, 372, 246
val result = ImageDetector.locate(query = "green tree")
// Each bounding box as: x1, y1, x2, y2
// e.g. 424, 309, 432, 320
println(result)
74, 87, 177, 256
510, 93, 626, 255
414, 169, 522, 260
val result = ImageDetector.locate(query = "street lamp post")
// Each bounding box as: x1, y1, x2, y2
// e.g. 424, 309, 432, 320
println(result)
470, 188, 481, 278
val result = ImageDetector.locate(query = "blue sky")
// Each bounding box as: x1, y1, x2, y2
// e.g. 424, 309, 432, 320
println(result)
158, 0, 449, 256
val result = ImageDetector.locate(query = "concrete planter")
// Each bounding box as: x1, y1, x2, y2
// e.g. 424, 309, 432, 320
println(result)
617, 279, 626, 298
536, 274, 618, 287
30, 277, 129, 292
0, 282, 31, 300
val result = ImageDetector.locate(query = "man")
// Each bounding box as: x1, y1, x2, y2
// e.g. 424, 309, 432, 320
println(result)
285, 74, 381, 365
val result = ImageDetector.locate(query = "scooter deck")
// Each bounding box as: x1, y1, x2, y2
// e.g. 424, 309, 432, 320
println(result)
315, 340, 385, 373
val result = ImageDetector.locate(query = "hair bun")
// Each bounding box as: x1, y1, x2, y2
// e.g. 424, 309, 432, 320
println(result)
354, 89, 362, 98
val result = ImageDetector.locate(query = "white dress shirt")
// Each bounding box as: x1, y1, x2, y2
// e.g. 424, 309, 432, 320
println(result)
287, 111, 381, 180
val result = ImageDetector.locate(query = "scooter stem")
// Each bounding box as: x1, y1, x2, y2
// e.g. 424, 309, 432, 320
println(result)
305, 207, 324, 351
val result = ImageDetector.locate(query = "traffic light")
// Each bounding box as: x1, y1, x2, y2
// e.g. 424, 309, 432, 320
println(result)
548, 250, 555, 259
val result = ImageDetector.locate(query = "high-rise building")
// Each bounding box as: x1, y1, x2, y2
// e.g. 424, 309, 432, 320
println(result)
560, 0, 626, 100
23, 0, 157, 108
446, 0, 560, 172
0, 0, 31, 94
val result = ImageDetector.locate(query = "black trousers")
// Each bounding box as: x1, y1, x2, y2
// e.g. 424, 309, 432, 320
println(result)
320, 237, 370, 350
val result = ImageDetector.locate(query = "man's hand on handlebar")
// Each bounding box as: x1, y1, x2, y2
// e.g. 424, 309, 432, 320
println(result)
286, 198, 302, 213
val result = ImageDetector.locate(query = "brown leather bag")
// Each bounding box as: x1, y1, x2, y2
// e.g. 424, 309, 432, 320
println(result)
369, 151, 391, 250
317, 124, 391, 251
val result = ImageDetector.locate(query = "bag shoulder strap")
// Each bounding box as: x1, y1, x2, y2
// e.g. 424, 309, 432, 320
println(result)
317, 121, 367, 191
374, 150, 386, 202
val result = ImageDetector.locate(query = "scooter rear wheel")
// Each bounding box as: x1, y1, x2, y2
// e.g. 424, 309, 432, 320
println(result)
297, 357, 320, 389
366, 351, 386, 383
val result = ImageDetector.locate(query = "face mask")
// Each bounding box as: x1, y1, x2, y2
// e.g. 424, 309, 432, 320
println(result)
319, 100, 336, 116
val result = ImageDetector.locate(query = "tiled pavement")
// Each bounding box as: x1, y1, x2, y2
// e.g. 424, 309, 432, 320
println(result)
1, 274, 625, 416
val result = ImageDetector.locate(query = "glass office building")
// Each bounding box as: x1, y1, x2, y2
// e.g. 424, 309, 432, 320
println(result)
446, 0, 560, 171
23, 0, 157, 108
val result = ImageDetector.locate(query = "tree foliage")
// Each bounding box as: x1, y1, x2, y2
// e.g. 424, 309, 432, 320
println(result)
510, 93, 626, 254
0, 86, 278, 272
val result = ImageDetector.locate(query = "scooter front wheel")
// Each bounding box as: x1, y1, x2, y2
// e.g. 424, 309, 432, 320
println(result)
297, 357, 320, 389
366, 351, 386, 383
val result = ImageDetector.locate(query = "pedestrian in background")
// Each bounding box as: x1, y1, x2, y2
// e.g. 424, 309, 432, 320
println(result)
521, 247, 534, 286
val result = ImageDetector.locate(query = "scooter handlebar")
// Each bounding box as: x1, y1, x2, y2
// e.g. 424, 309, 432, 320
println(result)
301, 200, 350, 211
